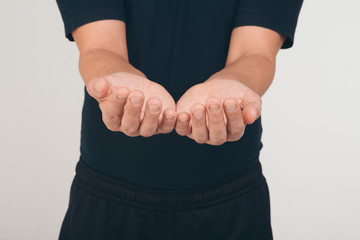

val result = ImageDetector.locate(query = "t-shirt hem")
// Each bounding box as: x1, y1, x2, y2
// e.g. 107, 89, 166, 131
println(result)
233, 14, 296, 49
63, 7, 126, 42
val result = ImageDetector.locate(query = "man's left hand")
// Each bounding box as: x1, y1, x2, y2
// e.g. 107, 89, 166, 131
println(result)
175, 78, 262, 145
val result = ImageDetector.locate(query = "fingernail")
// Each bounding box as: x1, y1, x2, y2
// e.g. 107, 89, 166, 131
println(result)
117, 95, 127, 101
225, 104, 236, 112
209, 104, 219, 112
148, 105, 159, 113
179, 117, 188, 123
165, 114, 174, 120
193, 111, 203, 119
130, 97, 141, 106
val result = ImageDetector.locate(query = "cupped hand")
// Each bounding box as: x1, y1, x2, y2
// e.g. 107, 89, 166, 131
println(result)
86, 72, 176, 137
175, 78, 262, 145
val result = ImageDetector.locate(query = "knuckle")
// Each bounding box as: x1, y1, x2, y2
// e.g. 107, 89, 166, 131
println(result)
176, 123, 188, 130
210, 137, 226, 146
193, 131, 208, 143
210, 117, 223, 125
212, 128, 226, 137
139, 129, 156, 137
103, 119, 120, 132
121, 126, 138, 135
123, 132, 138, 137
105, 125, 118, 132
141, 133, 153, 137
229, 128, 244, 138
158, 127, 173, 134
194, 138, 207, 144
178, 125, 187, 130
175, 128, 187, 136
227, 134, 241, 142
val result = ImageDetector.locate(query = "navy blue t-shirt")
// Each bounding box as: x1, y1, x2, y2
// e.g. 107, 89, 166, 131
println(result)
56, 0, 303, 189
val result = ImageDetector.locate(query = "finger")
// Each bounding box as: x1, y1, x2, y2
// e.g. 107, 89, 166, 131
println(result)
157, 108, 177, 134
241, 93, 262, 124
101, 87, 130, 131
224, 98, 245, 142
139, 97, 162, 137
175, 112, 191, 136
190, 103, 208, 144
206, 97, 227, 145
120, 90, 144, 136
86, 77, 110, 102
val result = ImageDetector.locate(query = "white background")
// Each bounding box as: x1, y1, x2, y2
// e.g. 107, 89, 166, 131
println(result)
1, 0, 359, 239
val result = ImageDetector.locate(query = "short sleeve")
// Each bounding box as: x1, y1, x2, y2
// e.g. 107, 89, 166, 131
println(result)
233, 0, 303, 49
56, 0, 126, 41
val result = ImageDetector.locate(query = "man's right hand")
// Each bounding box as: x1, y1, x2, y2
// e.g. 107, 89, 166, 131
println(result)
86, 72, 176, 137
72, 20, 176, 137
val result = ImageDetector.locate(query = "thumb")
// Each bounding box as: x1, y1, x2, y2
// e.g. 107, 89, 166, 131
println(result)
240, 95, 262, 124
86, 77, 110, 102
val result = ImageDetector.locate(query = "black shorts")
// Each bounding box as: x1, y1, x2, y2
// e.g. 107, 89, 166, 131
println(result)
59, 159, 273, 240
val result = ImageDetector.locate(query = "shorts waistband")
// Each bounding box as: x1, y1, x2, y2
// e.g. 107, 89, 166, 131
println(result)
73, 158, 265, 212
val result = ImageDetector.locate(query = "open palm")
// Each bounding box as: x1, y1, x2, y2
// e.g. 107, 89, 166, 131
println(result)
175, 78, 262, 145
87, 72, 176, 137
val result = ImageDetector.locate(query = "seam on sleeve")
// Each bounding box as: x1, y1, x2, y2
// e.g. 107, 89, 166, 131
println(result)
63, 7, 126, 42
233, 14, 296, 49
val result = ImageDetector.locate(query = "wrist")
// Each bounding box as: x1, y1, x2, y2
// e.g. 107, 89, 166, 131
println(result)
207, 58, 274, 96
79, 49, 146, 84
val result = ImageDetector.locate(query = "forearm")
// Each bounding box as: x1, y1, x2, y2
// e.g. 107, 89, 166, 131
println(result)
208, 53, 276, 97
78, 49, 146, 85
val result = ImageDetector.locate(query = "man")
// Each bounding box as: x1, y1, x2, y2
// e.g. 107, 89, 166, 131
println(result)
56, 0, 303, 239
